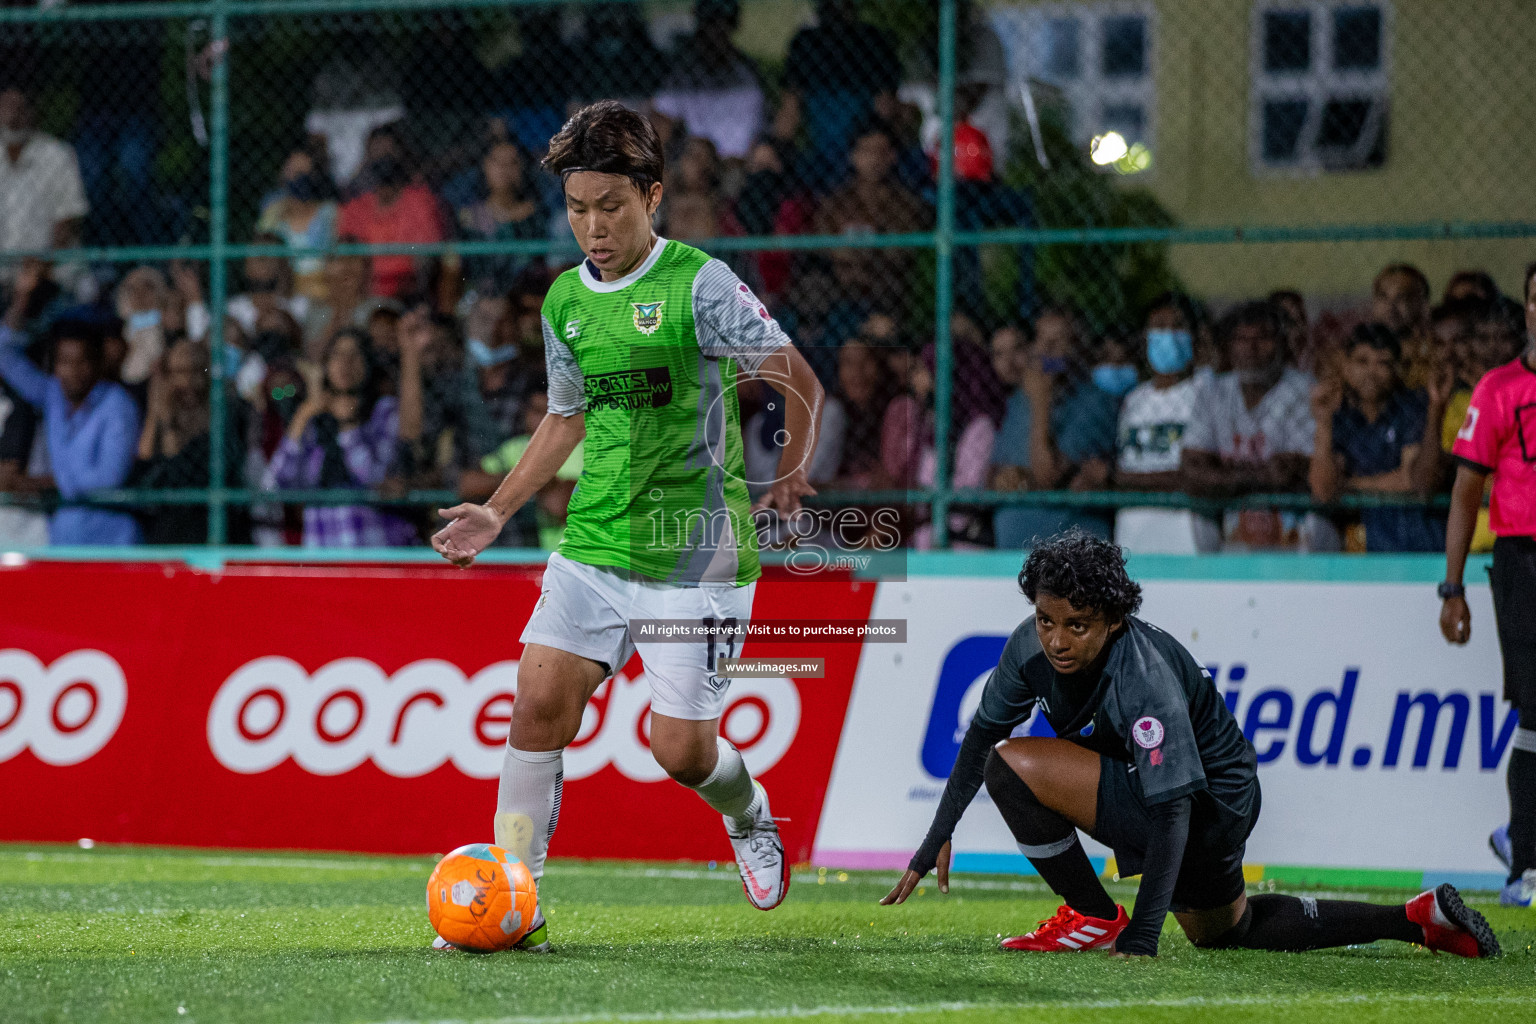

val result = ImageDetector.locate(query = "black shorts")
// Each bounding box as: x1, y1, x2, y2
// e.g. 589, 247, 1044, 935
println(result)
1090, 755, 1257, 913
1490, 536, 1536, 711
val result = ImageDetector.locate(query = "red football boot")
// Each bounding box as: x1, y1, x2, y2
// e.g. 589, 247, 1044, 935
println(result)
1000, 904, 1130, 952
1404, 884, 1500, 958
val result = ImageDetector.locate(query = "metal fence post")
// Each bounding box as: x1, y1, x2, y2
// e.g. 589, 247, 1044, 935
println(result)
206, 0, 230, 544
932, 0, 957, 550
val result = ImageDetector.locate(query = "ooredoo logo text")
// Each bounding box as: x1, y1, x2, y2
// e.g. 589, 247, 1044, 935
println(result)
0, 649, 127, 766
206, 657, 801, 781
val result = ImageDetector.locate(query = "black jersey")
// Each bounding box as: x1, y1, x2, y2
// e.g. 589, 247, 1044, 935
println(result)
913, 615, 1258, 866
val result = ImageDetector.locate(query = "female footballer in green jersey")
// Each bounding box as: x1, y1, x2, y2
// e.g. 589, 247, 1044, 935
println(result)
431, 102, 824, 948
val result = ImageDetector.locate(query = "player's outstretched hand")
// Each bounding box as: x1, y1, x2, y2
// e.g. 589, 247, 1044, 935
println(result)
432, 503, 505, 569
879, 841, 950, 905
754, 466, 817, 519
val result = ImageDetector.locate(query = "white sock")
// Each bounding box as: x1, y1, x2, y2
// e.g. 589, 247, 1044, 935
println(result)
690, 737, 760, 831
495, 745, 563, 881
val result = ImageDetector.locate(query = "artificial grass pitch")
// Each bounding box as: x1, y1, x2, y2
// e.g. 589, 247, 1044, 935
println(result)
1, 844, 1531, 1024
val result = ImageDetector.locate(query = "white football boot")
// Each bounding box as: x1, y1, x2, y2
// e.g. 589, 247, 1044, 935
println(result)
726, 781, 789, 910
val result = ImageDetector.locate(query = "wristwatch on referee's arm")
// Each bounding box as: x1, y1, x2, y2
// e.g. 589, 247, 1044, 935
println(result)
1437, 582, 1465, 600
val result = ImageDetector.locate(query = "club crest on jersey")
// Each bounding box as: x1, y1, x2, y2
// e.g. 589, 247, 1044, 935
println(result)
1132, 716, 1164, 749
631, 301, 664, 335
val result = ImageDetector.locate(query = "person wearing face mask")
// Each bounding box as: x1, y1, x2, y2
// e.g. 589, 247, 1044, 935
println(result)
257, 148, 339, 302
113, 265, 172, 390
1091, 336, 1141, 401
0, 86, 87, 288
337, 150, 446, 300
1182, 300, 1336, 552
1112, 294, 1206, 553
990, 307, 1118, 550
132, 340, 252, 545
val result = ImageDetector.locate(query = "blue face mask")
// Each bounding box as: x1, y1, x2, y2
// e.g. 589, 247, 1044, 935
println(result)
1092, 363, 1139, 397
1038, 355, 1069, 376
466, 338, 519, 368
127, 309, 161, 334
1146, 328, 1193, 375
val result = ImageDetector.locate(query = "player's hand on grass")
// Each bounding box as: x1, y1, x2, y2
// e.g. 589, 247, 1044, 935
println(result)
432, 502, 507, 568
1440, 594, 1471, 645
879, 841, 950, 905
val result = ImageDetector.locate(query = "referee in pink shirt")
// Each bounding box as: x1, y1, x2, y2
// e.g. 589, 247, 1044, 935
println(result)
1441, 261, 1536, 908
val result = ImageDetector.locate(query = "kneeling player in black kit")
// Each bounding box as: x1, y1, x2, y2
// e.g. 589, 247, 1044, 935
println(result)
882, 531, 1500, 959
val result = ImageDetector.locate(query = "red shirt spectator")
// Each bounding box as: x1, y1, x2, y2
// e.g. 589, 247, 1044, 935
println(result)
1453, 357, 1536, 537
337, 158, 444, 299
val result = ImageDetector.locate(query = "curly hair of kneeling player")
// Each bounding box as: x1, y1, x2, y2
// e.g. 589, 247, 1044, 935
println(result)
1017, 529, 1143, 621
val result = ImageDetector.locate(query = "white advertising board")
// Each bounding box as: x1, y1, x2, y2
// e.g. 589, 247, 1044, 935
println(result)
815, 573, 1513, 887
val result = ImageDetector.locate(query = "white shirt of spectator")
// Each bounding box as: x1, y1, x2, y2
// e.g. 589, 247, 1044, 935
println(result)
1112, 377, 1204, 554
652, 86, 765, 160
0, 131, 88, 257
1116, 377, 1200, 475
1182, 366, 1316, 462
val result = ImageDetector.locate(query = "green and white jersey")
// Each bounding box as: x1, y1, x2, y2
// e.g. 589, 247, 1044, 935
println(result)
540, 238, 790, 586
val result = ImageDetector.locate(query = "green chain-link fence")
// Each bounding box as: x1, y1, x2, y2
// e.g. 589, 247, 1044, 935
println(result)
0, 0, 1530, 555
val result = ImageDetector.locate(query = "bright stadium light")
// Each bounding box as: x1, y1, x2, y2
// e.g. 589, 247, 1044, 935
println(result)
1090, 131, 1129, 165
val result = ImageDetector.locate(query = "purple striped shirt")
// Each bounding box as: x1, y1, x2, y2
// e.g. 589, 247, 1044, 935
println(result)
262, 397, 418, 548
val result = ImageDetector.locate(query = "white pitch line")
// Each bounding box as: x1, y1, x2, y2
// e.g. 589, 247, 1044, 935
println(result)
5, 850, 423, 871
360, 991, 1534, 1024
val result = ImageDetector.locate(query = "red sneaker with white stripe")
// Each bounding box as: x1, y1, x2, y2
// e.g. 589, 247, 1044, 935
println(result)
1404, 883, 1500, 958
1000, 904, 1130, 952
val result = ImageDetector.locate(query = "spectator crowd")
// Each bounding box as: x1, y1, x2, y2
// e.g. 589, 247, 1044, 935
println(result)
0, 1, 1528, 554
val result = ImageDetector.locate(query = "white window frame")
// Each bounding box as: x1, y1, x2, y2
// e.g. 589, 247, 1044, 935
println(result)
1249, 1, 1393, 176
990, 2, 1158, 163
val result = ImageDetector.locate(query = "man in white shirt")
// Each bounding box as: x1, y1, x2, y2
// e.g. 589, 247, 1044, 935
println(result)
0, 87, 88, 279
1182, 300, 1336, 551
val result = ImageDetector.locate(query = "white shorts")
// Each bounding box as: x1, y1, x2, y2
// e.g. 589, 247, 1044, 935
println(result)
519, 551, 757, 721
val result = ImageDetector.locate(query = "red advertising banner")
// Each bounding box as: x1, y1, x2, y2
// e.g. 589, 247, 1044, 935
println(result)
0, 560, 875, 863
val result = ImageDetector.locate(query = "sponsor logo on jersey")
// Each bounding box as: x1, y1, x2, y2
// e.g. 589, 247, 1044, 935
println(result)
735, 282, 770, 321
584, 367, 673, 411
1132, 716, 1164, 749
631, 301, 664, 335
206, 656, 800, 781
564, 319, 581, 341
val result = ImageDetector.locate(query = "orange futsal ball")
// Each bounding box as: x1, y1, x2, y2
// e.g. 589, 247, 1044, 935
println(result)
426, 843, 537, 952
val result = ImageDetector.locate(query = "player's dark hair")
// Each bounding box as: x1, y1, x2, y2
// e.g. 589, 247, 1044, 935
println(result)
1345, 322, 1401, 361
1018, 529, 1143, 622
544, 100, 665, 193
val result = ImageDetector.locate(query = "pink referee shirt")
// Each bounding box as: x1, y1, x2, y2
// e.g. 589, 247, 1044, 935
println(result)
1452, 356, 1536, 537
